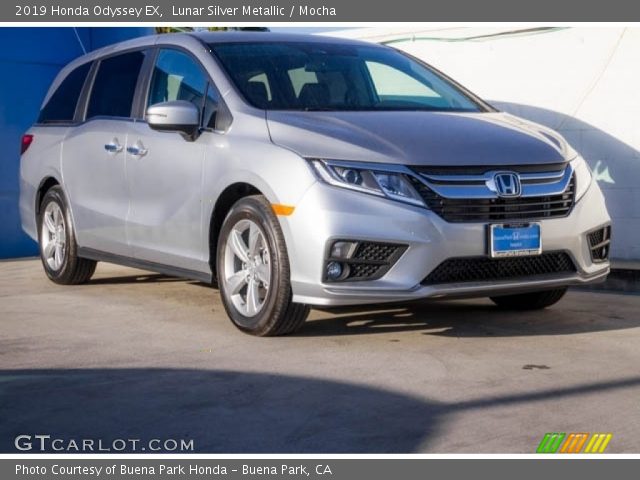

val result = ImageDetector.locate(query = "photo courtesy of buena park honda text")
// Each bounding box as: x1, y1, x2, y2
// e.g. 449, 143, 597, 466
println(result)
0, 0, 639, 478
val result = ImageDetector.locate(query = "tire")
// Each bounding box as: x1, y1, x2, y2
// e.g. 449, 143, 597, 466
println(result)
37, 186, 96, 285
490, 288, 568, 310
216, 195, 310, 336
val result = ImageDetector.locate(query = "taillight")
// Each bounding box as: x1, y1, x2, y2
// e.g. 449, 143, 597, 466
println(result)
21, 134, 34, 155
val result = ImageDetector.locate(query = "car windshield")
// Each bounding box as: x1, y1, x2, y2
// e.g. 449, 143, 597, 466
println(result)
209, 41, 485, 112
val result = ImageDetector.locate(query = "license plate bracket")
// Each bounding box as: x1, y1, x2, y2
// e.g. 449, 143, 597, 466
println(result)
489, 223, 542, 258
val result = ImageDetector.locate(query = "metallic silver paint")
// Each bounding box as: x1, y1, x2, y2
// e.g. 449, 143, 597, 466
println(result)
20, 32, 611, 308
146, 100, 200, 129
61, 119, 131, 256
266, 111, 571, 166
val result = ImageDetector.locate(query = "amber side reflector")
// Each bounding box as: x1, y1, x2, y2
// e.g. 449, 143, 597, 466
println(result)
272, 204, 295, 216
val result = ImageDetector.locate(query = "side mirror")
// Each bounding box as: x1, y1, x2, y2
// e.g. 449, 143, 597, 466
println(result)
146, 100, 200, 140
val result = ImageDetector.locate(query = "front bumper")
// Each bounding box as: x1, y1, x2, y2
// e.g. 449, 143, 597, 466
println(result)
281, 179, 611, 306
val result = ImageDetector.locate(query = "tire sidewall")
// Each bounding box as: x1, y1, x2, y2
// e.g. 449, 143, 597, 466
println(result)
216, 197, 290, 334
37, 187, 77, 282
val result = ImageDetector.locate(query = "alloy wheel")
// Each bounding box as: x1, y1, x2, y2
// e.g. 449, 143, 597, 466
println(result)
41, 202, 67, 271
223, 219, 272, 317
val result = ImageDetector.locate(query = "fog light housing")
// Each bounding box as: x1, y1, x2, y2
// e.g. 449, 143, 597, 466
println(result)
330, 241, 358, 259
324, 240, 407, 283
326, 261, 344, 280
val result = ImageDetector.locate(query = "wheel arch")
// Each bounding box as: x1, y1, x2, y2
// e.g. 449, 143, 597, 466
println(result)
35, 176, 61, 215
208, 182, 263, 277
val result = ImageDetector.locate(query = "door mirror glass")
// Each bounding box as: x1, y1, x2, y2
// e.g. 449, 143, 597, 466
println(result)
146, 100, 200, 139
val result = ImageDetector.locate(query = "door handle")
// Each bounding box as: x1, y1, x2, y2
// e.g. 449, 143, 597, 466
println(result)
104, 141, 123, 153
127, 144, 148, 157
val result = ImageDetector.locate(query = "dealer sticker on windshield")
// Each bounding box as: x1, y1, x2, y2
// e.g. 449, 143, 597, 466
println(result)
490, 223, 542, 258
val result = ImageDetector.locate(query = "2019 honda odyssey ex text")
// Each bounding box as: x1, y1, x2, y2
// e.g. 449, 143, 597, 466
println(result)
20, 32, 611, 336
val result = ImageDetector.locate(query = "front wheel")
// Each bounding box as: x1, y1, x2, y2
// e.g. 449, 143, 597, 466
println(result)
216, 195, 310, 336
490, 288, 568, 310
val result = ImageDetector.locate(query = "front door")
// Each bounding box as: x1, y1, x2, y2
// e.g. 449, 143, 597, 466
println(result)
125, 48, 217, 272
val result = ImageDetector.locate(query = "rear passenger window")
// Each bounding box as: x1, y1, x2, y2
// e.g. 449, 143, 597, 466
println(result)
87, 51, 146, 119
38, 62, 91, 124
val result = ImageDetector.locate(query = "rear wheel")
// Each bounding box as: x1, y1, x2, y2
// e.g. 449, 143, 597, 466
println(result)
490, 288, 567, 310
216, 195, 310, 336
38, 186, 96, 285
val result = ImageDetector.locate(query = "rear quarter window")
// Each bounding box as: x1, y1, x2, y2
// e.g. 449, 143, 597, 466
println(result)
38, 62, 91, 124
87, 50, 146, 119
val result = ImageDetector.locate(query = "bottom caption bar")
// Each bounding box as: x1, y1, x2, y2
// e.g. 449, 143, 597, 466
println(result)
2, 458, 633, 479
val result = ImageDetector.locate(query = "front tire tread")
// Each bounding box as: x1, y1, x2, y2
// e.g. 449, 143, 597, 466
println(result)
217, 194, 310, 336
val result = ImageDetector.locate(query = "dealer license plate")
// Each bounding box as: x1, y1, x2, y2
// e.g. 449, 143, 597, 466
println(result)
489, 223, 542, 258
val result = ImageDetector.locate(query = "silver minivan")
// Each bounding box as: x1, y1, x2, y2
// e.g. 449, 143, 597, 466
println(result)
20, 32, 611, 336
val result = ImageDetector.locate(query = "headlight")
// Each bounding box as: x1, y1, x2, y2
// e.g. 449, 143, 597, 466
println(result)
309, 159, 425, 207
571, 155, 593, 202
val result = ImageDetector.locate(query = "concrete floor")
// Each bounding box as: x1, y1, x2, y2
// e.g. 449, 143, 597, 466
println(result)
1, 259, 639, 453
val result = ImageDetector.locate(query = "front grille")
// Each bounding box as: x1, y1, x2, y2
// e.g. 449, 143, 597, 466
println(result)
587, 225, 611, 263
409, 163, 576, 223
410, 175, 575, 223
422, 252, 576, 285
412, 163, 567, 176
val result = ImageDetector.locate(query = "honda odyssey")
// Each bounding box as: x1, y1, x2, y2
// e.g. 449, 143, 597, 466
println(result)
20, 32, 611, 336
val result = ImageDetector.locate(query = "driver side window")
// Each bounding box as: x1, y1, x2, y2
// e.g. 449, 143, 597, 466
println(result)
148, 49, 206, 107
148, 49, 219, 128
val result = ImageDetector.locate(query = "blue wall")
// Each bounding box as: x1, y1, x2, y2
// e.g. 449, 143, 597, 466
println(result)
0, 27, 153, 259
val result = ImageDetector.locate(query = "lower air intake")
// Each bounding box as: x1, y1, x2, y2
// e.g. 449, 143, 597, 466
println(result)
587, 225, 611, 263
422, 252, 576, 285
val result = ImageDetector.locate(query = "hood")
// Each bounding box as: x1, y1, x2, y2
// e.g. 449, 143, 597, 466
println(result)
266, 111, 571, 166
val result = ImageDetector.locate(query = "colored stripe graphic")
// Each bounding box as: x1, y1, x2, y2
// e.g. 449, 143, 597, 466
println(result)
537, 433, 565, 453
584, 433, 613, 453
538, 433, 613, 453
560, 433, 588, 453
597, 434, 613, 453
560, 434, 575, 453
572, 433, 590, 453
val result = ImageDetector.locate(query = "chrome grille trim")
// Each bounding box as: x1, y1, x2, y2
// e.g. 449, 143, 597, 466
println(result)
408, 163, 576, 223
415, 163, 573, 199
421, 168, 565, 184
